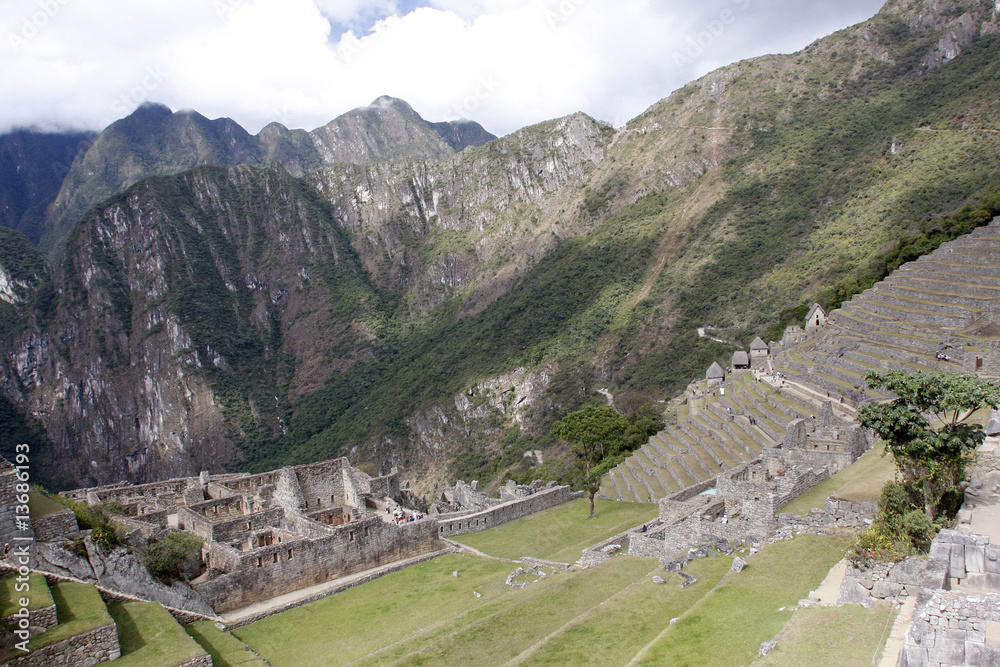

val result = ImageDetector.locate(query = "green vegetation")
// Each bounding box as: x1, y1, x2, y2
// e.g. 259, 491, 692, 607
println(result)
859, 370, 1000, 520
137, 532, 204, 584
51, 497, 127, 549
634, 534, 853, 666
552, 405, 631, 518
184, 620, 269, 667
25, 582, 110, 651
0, 573, 53, 617
512, 557, 731, 666
455, 498, 657, 562
109, 601, 207, 667
852, 370, 1000, 566
27, 488, 66, 518
778, 441, 894, 515
754, 603, 897, 666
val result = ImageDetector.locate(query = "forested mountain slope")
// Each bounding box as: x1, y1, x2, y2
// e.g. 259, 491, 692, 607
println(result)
2, 0, 1000, 490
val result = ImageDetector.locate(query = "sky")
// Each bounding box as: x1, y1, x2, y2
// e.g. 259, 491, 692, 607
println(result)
1, 0, 889, 138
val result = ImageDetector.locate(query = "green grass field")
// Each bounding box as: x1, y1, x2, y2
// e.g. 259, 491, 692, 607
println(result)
185, 620, 269, 667
778, 441, 894, 515
110, 601, 207, 667
454, 498, 658, 562
0, 572, 53, 617
754, 602, 897, 666
26, 582, 111, 650
633, 534, 854, 666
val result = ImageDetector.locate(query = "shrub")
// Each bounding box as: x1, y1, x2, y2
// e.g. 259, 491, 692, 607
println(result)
139, 532, 205, 584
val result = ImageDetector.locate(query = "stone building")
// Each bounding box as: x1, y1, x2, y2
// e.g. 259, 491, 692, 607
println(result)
732, 351, 750, 370
706, 362, 726, 385
63, 458, 440, 614
749, 337, 769, 359
805, 303, 827, 332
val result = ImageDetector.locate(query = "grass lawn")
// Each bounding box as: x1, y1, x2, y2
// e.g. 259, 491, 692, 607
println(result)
110, 601, 207, 667
235, 552, 691, 667
511, 556, 732, 666
633, 534, 854, 666
360, 557, 660, 666
754, 602, 897, 666
779, 442, 894, 515
234, 553, 516, 666
26, 582, 111, 650
184, 620, 269, 667
454, 498, 658, 562
1, 573, 53, 617
28, 489, 68, 518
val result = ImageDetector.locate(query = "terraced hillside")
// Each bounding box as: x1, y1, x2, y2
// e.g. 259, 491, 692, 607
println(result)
606, 217, 1000, 503
0, 570, 260, 667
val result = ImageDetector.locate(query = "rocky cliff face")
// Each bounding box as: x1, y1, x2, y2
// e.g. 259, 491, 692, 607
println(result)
3, 0, 1000, 490
31, 97, 495, 258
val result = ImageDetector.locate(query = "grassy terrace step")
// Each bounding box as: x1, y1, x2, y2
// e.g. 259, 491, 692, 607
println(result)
22, 582, 112, 653
690, 416, 746, 465
630, 452, 668, 499
1, 572, 53, 618
651, 432, 681, 456
617, 467, 644, 503
688, 446, 722, 476
624, 460, 657, 500
185, 620, 269, 667
869, 289, 982, 316
884, 282, 1000, 307
888, 271, 1000, 295
110, 601, 209, 667
600, 475, 619, 500
645, 435, 674, 460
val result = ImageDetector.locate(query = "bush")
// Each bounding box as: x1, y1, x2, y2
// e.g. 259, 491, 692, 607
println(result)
139, 533, 205, 584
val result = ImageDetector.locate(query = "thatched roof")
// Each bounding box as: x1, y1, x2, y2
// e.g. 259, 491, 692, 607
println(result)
749, 337, 768, 351
706, 362, 725, 379
732, 351, 750, 367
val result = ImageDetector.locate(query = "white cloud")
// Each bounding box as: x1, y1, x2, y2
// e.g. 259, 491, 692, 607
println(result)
0, 0, 887, 137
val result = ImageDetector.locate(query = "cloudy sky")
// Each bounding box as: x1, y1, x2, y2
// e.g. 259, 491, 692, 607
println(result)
2, 0, 887, 137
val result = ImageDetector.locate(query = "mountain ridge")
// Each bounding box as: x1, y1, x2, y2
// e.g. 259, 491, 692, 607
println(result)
3, 0, 1000, 490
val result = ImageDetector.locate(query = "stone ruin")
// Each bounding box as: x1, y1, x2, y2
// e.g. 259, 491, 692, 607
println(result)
430, 478, 558, 515
53, 457, 440, 614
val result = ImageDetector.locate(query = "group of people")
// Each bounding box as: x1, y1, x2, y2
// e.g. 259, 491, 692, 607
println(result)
935, 351, 952, 362
386, 505, 424, 524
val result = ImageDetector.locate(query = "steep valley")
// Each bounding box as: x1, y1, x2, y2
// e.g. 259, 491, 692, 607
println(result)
2, 0, 1000, 492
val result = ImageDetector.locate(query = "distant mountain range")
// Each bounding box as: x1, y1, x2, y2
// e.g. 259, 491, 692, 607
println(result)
1, 0, 999, 491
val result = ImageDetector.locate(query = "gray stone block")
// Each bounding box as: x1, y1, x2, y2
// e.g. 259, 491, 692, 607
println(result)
968, 546, 987, 575
837, 577, 868, 606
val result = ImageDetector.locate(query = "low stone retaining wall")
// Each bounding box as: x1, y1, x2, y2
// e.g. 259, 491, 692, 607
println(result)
824, 497, 877, 525
179, 654, 213, 667
3, 603, 57, 632
437, 486, 580, 537
6, 622, 120, 666
32, 510, 78, 542
898, 590, 1000, 667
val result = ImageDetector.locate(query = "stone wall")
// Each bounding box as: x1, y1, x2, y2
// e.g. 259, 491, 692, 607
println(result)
2, 604, 57, 631
898, 590, 1000, 666
0, 459, 23, 547
178, 505, 284, 543
6, 622, 120, 666
195, 516, 438, 613
824, 496, 878, 525
179, 655, 214, 667
436, 485, 576, 537
292, 459, 350, 510
31, 509, 78, 542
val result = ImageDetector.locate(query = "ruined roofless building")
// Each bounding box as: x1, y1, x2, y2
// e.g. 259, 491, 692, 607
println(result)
64, 458, 440, 614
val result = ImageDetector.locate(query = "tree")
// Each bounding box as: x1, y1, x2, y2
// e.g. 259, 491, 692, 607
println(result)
858, 370, 1000, 521
552, 404, 629, 518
